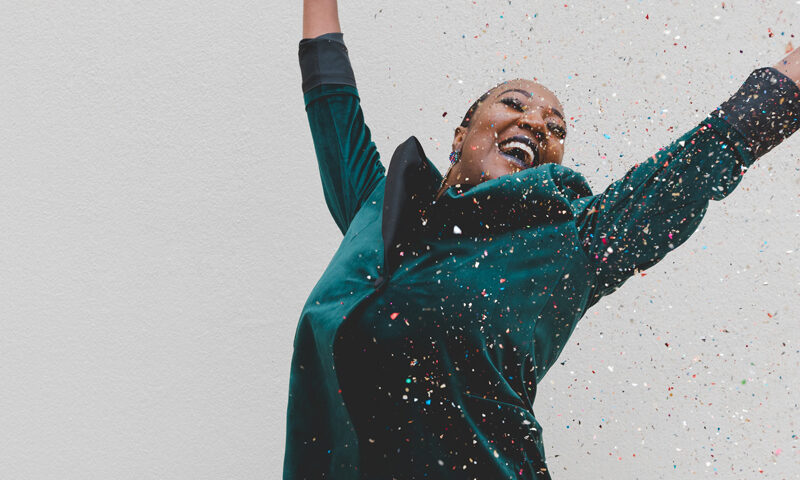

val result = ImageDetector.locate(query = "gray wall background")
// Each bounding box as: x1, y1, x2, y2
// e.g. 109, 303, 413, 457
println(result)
1, 0, 798, 478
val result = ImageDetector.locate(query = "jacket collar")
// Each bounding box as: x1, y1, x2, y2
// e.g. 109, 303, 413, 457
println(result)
381, 136, 594, 276
382, 136, 442, 275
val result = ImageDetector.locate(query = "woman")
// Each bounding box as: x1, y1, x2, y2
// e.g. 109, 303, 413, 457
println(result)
284, 1, 800, 478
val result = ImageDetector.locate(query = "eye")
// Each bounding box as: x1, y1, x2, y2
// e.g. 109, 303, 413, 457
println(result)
548, 123, 567, 138
500, 97, 525, 111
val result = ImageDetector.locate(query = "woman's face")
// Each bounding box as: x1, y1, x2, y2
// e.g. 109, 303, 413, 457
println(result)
438, 79, 567, 197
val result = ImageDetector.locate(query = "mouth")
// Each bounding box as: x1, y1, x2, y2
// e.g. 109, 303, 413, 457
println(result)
498, 135, 538, 167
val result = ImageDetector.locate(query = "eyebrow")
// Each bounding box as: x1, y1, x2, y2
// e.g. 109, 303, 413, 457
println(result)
498, 88, 565, 121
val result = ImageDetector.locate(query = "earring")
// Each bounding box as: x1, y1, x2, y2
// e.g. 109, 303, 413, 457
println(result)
438, 151, 460, 196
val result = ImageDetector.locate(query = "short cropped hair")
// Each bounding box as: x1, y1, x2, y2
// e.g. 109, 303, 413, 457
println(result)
459, 79, 523, 128
459, 86, 497, 128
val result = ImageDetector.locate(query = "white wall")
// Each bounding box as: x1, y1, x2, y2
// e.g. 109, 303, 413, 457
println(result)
1, 1, 798, 478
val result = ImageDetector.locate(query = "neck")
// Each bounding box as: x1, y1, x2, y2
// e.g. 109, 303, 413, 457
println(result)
434, 183, 449, 200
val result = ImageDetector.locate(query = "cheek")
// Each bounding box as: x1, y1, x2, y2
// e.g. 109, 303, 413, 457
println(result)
463, 134, 498, 157
544, 136, 566, 156
466, 111, 511, 146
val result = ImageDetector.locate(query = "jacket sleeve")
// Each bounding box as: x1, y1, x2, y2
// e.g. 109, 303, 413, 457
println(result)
571, 67, 800, 307
299, 33, 386, 235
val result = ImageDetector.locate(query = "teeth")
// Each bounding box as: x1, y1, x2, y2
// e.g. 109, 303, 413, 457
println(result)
499, 141, 535, 163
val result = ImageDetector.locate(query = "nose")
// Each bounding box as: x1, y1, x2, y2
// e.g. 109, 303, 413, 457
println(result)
516, 110, 548, 141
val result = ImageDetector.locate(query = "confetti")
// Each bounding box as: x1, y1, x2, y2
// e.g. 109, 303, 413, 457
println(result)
287, 19, 800, 480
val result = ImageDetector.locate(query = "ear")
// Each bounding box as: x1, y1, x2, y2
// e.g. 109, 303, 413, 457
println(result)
451, 125, 467, 153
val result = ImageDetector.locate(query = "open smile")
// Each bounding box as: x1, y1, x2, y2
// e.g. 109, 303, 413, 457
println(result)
498, 135, 538, 167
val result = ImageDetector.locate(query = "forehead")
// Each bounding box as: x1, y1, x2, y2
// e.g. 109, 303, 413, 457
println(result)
491, 80, 562, 110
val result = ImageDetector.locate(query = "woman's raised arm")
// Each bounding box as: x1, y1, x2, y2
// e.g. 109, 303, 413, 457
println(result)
299, 0, 386, 235
571, 55, 800, 307
303, 0, 341, 38
772, 45, 800, 87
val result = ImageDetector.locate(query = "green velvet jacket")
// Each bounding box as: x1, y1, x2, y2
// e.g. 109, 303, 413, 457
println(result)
283, 33, 800, 479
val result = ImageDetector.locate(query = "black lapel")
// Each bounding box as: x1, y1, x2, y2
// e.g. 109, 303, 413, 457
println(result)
382, 136, 442, 276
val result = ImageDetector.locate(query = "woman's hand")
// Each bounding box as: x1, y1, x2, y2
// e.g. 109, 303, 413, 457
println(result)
303, 0, 341, 39
772, 44, 800, 88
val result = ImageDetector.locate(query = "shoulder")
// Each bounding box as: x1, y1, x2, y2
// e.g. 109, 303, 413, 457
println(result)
537, 163, 594, 201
